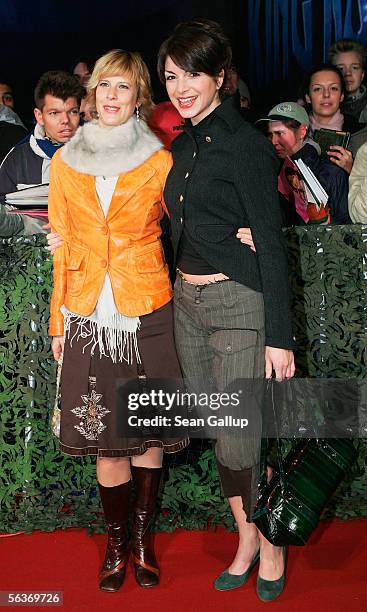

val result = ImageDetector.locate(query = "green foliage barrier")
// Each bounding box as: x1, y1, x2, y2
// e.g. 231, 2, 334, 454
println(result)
0, 228, 366, 533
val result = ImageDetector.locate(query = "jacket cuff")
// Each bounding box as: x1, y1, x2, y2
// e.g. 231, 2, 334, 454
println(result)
265, 336, 297, 351
49, 315, 64, 337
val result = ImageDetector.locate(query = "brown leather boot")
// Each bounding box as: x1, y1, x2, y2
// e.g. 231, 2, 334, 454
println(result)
131, 466, 162, 588
98, 481, 131, 592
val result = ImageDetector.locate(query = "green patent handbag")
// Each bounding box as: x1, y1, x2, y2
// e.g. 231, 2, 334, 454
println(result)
252, 382, 358, 546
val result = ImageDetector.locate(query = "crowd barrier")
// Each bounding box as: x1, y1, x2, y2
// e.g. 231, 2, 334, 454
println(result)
0, 227, 366, 533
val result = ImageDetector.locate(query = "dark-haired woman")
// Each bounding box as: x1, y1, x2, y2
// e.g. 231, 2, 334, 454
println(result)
158, 19, 295, 602
72, 57, 95, 87
302, 63, 366, 172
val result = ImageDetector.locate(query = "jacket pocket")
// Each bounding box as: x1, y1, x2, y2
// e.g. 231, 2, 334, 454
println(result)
136, 246, 165, 273
195, 224, 234, 243
66, 246, 89, 297
134, 244, 170, 295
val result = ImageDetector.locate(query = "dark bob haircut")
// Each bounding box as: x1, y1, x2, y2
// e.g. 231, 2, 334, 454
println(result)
34, 70, 85, 110
157, 18, 232, 86
300, 63, 346, 102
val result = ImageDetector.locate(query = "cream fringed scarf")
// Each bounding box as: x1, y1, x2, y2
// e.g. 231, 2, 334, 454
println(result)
60, 119, 163, 364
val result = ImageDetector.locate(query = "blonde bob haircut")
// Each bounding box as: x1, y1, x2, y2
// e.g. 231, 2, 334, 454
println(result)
87, 49, 154, 122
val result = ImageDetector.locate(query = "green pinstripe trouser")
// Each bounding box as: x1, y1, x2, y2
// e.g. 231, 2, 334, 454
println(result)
173, 277, 265, 518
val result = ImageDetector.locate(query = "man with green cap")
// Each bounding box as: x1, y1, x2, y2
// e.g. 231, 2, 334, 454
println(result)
247, 101, 350, 225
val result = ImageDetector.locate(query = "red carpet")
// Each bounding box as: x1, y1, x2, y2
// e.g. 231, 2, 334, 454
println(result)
1, 519, 366, 611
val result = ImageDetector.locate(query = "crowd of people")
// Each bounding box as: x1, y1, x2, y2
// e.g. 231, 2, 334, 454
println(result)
0, 21, 366, 604
2, 39, 367, 230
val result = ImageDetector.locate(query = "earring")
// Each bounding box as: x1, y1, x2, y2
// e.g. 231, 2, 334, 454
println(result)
135, 106, 140, 122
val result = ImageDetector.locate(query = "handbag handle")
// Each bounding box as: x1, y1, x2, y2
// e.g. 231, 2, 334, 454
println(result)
260, 379, 319, 490
258, 379, 286, 490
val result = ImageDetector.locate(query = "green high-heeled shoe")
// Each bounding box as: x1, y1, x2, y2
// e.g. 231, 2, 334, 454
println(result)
256, 546, 286, 602
214, 549, 260, 591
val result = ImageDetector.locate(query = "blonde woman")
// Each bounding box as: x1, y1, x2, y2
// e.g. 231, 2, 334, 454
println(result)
48, 50, 187, 592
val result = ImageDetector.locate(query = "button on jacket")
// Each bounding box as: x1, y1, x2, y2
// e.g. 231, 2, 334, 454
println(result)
164, 96, 294, 349
48, 148, 173, 336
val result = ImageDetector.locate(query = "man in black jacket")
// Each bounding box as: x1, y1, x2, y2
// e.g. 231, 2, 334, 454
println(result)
0, 71, 83, 195
0, 71, 84, 237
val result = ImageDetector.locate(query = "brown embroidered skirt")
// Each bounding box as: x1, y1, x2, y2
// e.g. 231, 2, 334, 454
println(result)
59, 301, 188, 457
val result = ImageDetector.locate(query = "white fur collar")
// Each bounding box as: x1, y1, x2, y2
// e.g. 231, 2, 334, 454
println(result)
61, 118, 162, 176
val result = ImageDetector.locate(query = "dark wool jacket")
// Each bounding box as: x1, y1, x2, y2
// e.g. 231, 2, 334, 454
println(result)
343, 87, 367, 122
164, 96, 295, 350
342, 112, 366, 134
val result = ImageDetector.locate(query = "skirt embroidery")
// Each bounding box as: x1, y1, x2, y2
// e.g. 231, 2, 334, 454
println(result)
59, 303, 189, 457
71, 376, 110, 440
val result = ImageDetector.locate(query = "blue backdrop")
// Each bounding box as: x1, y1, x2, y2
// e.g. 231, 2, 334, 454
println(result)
1, 1, 367, 122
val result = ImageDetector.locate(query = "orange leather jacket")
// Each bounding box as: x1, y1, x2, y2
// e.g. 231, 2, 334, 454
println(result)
48, 148, 173, 336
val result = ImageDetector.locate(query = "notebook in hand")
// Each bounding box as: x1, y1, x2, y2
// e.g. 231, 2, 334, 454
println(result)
294, 158, 329, 208
313, 128, 350, 156
5, 183, 49, 207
